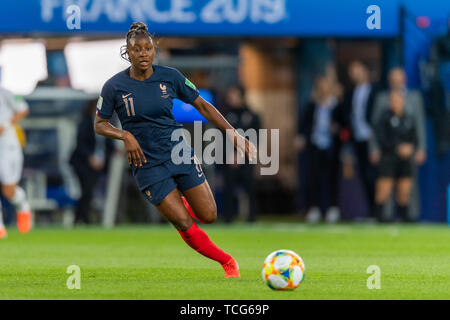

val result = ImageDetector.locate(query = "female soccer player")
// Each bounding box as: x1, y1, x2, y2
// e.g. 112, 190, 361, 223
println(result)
94, 22, 257, 278
0, 86, 32, 239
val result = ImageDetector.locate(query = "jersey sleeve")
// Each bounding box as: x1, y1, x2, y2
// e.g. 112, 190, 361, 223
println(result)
172, 69, 200, 104
3, 89, 28, 114
97, 80, 116, 119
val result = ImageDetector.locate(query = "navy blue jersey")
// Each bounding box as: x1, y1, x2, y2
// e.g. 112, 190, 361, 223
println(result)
97, 65, 200, 167
375, 110, 417, 154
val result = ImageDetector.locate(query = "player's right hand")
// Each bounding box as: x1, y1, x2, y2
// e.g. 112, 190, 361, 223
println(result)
397, 143, 414, 159
122, 130, 147, 167
89, 155, 105, 171
369, 150, 381, 164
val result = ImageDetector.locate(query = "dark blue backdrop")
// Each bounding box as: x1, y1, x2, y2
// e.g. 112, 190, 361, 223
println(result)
1, 0, 447, 37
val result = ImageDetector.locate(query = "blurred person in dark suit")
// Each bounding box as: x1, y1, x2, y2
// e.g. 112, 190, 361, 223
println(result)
222, 86, 261, 223
342, 60, 379, 215
70, 99, 114, 224
296, 75, 343, 223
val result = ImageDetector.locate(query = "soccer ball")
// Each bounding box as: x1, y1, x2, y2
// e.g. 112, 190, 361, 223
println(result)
261, 249, 305, 290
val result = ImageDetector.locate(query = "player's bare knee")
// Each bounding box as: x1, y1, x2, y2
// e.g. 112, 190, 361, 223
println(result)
203, 203, 217, 224
375, 191, 389, 204
203, 213, 217, 224
1, 186, 15, 200
172, 216, 193, 231
396, 193, 410, 206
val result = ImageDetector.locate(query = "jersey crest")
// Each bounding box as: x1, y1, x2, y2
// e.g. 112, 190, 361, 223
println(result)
160, 83, 169, 98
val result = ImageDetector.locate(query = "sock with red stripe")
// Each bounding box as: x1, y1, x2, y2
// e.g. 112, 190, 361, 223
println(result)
178, 221, 232, 265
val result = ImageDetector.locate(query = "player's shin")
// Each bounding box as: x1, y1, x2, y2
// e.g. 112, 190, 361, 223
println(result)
177, 221, 231, 264
10, 186, 31, 233
0, 205, 6, 239
177, 221, 239, 277
10, 186, 30, 212
0, 204, 4, 228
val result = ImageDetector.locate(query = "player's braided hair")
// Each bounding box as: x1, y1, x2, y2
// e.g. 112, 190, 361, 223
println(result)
120, 22, 155, 62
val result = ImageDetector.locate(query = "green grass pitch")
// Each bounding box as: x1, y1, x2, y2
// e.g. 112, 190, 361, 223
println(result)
1, 223, 449, 299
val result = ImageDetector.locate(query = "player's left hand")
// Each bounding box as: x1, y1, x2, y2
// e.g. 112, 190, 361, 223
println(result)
414, 149, 426, 165
0, 126, 4, 135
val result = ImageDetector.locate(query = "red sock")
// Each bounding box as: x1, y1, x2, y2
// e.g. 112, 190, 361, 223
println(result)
178, 222, 232, 265
181, 196, 206, 224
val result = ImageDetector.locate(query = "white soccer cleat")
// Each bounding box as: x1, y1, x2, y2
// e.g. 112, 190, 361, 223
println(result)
325, 207, 341, 224
306, 207, 321, 224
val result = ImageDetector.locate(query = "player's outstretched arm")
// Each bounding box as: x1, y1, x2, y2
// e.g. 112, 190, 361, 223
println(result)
191, 96, 257, 161
94, 115, 147, 167
11, 109, 29, 126
0, 109, 29, 135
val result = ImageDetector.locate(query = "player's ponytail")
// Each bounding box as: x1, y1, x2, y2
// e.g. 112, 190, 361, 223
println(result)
120, 22, 155, 62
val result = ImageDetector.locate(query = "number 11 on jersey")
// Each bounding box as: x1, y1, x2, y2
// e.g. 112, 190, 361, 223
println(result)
123, 97, 135, 116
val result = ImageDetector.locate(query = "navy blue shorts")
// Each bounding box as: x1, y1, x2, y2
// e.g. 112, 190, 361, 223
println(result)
134, 157, 206, 206
378, 154, 414, 178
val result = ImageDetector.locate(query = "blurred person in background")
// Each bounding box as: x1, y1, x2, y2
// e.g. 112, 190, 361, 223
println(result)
0, 86, 32, 239
372, 90, 418, 222
324, 63, 344, 101
371, 67, 426, 165
221, 85, 261, 223
370, 67, 426, 221
296, 75, 343, 223
432, 17, 450, 91
342, 60, 379, 216
69, 99, 114, 225
430, 17, 450, 156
